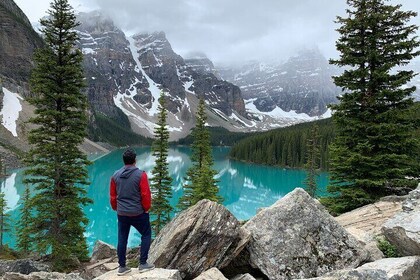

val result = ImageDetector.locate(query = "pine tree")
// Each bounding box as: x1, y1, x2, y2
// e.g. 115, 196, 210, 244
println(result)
150, 92, 173, 236
178, 99, 222, 210
23, 0, 92, 270
16, 185, 32, 253
325, 0, 420, 214
0, 190, 10, 249
304, 124, 320, 197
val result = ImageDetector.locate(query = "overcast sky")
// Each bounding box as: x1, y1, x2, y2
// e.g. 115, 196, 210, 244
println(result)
14, 0, 420, 65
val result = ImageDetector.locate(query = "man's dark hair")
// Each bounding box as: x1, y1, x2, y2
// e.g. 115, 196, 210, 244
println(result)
123, 148, 136, 165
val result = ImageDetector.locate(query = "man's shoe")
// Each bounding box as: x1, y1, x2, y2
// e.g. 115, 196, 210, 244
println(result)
139, 262, 155, 272
117, 266, 132, 276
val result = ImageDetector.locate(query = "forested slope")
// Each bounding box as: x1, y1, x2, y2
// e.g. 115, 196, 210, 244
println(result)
230, 102, 420, 170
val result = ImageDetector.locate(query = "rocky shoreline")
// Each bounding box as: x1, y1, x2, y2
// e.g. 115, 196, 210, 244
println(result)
1, 186, 419, 280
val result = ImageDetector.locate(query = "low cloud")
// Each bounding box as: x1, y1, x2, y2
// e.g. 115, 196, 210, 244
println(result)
16, 0, 420, 65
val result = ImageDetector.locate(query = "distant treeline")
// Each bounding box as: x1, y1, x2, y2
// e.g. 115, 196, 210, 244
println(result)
230, 118, 335, 170
174, 126, 254, 146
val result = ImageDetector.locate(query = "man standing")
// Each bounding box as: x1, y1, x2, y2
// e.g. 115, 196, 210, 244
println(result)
110, 149, 155, 275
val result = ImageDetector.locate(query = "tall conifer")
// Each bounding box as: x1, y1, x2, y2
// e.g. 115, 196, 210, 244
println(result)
305, 124, 320, 197
16, 185, 32, 254
24, 0, 91, 270
325, 0, 420, 214
150, 92, 173, 236
0, 190, 10, 249
178, 99, 221, 210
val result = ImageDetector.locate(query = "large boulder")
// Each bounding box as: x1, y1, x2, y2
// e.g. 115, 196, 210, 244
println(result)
3, 272, 85, 280
93, 268, 182, 280
335, 197, 403, 261
382, 186, 420, 256
243, 188, 369, 280
194, 268, 228, 280
148, 199, 250, 279
90, 240, 117, 262
0, 259, 50, 276
300, 256, 420, 280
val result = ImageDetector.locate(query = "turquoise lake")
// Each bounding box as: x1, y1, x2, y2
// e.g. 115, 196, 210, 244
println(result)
1, 146, 329, 252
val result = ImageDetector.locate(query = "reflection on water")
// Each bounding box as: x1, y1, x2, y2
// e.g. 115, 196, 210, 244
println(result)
2, 146, 329, 251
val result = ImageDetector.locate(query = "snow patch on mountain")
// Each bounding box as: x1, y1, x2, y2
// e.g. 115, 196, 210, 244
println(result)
127, 36, 161, 116
113, 92, 156, 135
245, 98, 313, 121
0, 87, 23, 137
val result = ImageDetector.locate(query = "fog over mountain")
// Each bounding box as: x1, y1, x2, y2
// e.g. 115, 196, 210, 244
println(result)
14, 0, 420, 66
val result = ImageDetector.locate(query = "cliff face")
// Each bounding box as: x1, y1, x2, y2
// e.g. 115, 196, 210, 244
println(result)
0, 0, 43, 89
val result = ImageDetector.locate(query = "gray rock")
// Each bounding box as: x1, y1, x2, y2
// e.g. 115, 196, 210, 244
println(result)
3, 272, 85, 280
93, 268, 182, 280
345, 228, 384, 261
193, 268, 228, 280
0, 259, 50, 276
243, 188, 369, 280
231, 273, 257, 280
149, 199, 250, 279
301, 269, 389, 280
90, 240, 117, 262
382, 186, 420, 256
360, 256, 420, 279
401, 185, 420, 212
301, 256, 420, 280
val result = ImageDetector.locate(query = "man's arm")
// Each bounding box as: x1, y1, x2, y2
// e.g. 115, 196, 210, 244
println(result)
139, 171, 151, 212
110, 177, 117, 210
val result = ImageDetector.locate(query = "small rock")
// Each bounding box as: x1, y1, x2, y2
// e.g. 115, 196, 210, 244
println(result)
93, 268, 182, 280
102, 262, 119, 271
90, 240, 117, 262
382, 219, 420, 256
0, 259, 50, 276
401, 186, 420, 212
3, 272, 85, 280
231, 273, 256, 280
194, 268, 228, 280
300, 256, 420, 280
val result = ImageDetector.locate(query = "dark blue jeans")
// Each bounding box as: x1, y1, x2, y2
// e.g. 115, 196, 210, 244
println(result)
117, 213, 151, 267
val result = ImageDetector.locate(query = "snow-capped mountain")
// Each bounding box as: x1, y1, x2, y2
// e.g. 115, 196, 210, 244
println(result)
218, 49, 341, 118
76, 11, 250, 140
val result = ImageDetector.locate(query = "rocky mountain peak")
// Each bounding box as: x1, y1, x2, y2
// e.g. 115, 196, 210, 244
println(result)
184, 52, 218, 77
132, 31, 184, 73
284, 48, 333, 74
218, 48, 340, 117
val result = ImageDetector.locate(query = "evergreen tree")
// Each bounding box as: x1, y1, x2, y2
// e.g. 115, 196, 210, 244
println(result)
0, 157, 2, 179
16, 185, 32, 253
0, 190, 10, 249
150, 92, 173, 236
178, 99, 222, 210
304, 124, 320, 197
325, 0, 420, 214
23, 0, 92, 270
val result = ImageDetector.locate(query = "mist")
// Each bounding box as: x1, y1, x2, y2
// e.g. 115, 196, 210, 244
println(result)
15, 0, 420, 65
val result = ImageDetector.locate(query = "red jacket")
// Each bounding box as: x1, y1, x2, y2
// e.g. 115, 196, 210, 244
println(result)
110, 166, 151, 214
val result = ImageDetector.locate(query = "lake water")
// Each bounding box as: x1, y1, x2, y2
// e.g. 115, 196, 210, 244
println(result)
1, 146, 329, 252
